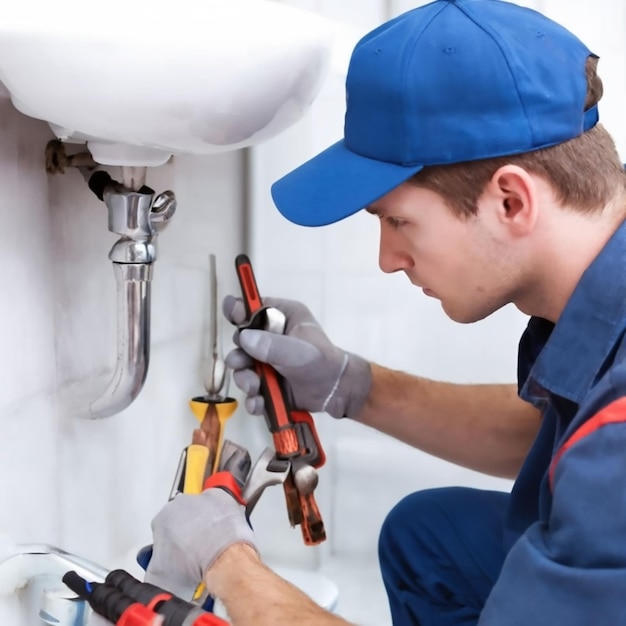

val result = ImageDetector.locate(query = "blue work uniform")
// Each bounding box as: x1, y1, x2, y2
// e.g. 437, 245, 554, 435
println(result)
378, 218, 626, 625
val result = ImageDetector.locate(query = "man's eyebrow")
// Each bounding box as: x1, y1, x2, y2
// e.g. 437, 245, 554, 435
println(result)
365, 205, 383, 215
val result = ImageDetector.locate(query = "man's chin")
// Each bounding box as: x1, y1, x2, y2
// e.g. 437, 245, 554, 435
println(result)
440, 301, 492, 324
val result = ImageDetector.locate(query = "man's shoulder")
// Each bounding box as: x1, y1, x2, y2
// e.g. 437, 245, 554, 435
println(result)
568, 328, 626, 433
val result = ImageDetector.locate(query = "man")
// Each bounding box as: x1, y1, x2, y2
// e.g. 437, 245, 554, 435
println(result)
145, 1, 626, 624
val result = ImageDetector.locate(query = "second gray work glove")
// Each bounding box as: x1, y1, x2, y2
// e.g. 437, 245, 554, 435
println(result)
145, 488, 256, 600
223, 295, 372, 419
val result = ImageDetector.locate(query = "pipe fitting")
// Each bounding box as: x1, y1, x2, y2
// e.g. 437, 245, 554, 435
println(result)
45, 144, 179, 419
109, 240, 157, 264
88, 263, 153, 419
0, 543, 108, 626
0, 543, 108, 594
87, 175, 177, 419
104, 184, 157, 242
150, 190, 177, 228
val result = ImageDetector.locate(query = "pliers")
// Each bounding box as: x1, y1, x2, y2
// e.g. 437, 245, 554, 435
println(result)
169, 441, 292, 517
136, 442, 291, 574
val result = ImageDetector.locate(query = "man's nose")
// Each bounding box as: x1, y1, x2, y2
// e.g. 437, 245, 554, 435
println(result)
378, 226, 412, 274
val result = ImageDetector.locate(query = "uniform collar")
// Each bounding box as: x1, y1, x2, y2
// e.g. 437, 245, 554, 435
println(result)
520, 218, 626, 405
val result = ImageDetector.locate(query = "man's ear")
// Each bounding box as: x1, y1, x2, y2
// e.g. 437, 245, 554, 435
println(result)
484, 165, 538, 236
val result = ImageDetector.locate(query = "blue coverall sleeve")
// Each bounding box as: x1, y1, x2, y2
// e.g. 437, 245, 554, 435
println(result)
478, 418, 626, 625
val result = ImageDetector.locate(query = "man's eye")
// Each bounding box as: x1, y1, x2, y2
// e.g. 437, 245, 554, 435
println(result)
385, 216, 407, 229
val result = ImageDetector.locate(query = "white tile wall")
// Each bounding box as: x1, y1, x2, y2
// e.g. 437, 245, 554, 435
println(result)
0, 95, 247, 622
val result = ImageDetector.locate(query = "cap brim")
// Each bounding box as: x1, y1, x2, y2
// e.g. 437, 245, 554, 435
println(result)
271, 139, 424, 227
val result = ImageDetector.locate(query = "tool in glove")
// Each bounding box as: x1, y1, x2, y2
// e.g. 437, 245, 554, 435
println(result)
234, 253, 326, 545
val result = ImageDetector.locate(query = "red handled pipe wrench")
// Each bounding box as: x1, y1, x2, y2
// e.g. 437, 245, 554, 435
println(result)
235, 254, 327, 545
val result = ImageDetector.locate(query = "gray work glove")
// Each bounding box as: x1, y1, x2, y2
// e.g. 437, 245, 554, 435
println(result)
223, 295, 372, 419
145, 488, 256, 600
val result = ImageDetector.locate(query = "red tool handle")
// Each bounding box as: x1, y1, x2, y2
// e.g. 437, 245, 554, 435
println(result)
117, 603, 162, 626
291, 411, 326, 468
235, 254, 263, 317
235, 254, 301, 452
203, 470, 246, 505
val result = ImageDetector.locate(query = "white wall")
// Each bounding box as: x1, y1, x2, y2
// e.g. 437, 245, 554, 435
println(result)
0, 93, 247, 623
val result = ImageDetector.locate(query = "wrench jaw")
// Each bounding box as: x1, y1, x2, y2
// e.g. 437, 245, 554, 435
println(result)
281, 463, 326, 544
277, 457, 326, 545
238, 306, 287, 335
219, 440, 252, 486
283, 476, 304, 527
284, 413, 327, 544
242, 448, 291, 516
301, 495, 326, 545
239, 448, 326, 545
169, 447, 188, 501
292, 459, 318, 495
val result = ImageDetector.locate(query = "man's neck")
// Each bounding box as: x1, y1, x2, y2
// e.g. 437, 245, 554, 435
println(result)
515, 201, 625, 323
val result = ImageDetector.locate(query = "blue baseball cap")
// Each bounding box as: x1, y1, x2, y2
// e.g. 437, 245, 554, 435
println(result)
271, 0, 598, 227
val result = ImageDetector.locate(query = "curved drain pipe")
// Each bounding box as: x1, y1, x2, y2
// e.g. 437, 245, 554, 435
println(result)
86, 170, 176, 419
45, 141, 177, 419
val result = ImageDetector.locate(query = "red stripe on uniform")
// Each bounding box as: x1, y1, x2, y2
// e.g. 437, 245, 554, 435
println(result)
549, 397, 626, 490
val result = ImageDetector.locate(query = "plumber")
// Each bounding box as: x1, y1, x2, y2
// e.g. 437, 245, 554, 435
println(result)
145, 1, 626, 624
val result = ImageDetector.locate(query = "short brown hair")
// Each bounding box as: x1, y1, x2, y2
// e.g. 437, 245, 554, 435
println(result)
409, 56, 626, 217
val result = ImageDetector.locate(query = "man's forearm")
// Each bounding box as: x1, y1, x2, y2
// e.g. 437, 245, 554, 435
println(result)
205, 544, 353, 626
355, 364, 542, 478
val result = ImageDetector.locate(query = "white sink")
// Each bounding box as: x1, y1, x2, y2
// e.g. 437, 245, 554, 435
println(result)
0, 0, 333, 165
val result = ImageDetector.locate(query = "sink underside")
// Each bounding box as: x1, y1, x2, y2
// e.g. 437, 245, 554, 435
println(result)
0, 0, 333, 165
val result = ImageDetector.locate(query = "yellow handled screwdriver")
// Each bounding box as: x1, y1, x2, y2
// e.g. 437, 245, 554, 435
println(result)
184, 254, 238, 494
